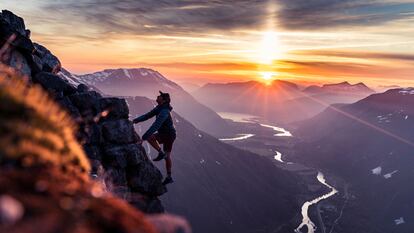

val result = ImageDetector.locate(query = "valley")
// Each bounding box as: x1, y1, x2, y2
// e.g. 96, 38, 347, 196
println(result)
216, 112, 347, 233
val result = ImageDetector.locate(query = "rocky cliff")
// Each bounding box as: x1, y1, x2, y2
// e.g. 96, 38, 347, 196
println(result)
0, 10, 189, 233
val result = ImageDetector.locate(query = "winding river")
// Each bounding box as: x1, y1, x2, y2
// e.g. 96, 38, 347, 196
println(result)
295, 172, 338, 233
217, 116, 339, 233
260, 123, 293, 137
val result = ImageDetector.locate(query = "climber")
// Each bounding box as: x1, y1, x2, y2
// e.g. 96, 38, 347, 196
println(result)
132, 91, 176, 185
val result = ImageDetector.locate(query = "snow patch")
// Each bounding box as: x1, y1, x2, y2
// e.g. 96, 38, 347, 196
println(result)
384, 170, 398, 179
394, 217, 405, 225
122, 69, 132, 79
371, 166, 382, 175
398, 88, 414, 95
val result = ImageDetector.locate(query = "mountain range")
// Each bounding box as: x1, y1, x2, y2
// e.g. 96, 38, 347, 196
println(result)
304, 81, 374, 94
193, 80, 375, 124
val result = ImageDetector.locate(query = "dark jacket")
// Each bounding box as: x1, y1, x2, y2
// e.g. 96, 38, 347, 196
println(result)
133, 103, 176, 140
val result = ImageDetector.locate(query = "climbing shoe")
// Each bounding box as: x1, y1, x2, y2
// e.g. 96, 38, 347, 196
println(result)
162, 176, 174, 185
153, 151, 166, 161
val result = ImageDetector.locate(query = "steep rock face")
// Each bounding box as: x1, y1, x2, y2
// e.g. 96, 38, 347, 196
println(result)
0, 10, 167, 215
0, 70, 159, 233
39, 68, 166, 213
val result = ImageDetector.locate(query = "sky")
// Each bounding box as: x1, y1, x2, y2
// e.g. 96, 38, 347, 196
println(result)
3, 0, 414, 88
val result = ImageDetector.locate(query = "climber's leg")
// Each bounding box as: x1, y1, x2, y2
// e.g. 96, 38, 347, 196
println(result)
146, 134, 162, 152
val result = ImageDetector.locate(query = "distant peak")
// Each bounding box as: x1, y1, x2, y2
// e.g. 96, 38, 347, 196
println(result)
353, 82, 368, 87
324, 81, 351, 87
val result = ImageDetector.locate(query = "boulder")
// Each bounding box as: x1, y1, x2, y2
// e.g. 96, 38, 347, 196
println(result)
33, 43, 61, 74
89, 159, 104, 177
99, 97, 129, 119
104, 144, 147, 168
33, 72, 77, 95
85, 123, 102, 144
101, 119, 139, 144
69, 92, 100, 117
83, 145, 102, 160
103, 146, 128, 168
126, 163, 167, 196
129, 194, 165, 213
0, 10, 26, 36
104, 168, 127, 187
145, 198, 165, 214
55, 95, 81, 118
77, 83, 89, 93
9, 51, 31, 77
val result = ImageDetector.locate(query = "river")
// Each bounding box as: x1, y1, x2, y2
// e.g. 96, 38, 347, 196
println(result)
219, 133, 255, 141
217, 113, 339, 233
295, 172, 338, 233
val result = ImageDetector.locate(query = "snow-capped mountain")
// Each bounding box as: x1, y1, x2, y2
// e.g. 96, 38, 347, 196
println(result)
59, 68, 84, 87
60, 68, 234, 137
77, 68, 182, 92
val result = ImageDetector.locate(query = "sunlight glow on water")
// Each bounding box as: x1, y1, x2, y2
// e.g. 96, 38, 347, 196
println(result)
217, 112, 260, 123
260, 123, 293, 137
295, 172, 338, 233
219, 134, 255, 141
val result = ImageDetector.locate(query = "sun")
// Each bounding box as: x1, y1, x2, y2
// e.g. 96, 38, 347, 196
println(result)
261, 71, 274, 80
260, 71, 275, 85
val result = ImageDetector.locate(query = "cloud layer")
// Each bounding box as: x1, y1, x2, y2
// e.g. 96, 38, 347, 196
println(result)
40, 0, 414, 36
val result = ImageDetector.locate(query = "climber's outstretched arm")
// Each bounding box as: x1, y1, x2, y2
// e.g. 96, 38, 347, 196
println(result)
141, 109, 169, 140
133, 107, 157, 124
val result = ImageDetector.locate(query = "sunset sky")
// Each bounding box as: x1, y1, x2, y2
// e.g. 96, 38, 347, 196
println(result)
4, 0, 414, 88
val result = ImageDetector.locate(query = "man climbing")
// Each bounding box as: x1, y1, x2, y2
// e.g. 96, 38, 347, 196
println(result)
132, 91, 176, 185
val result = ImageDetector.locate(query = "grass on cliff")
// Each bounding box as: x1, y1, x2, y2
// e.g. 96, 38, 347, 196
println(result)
0, 65, 90, 175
